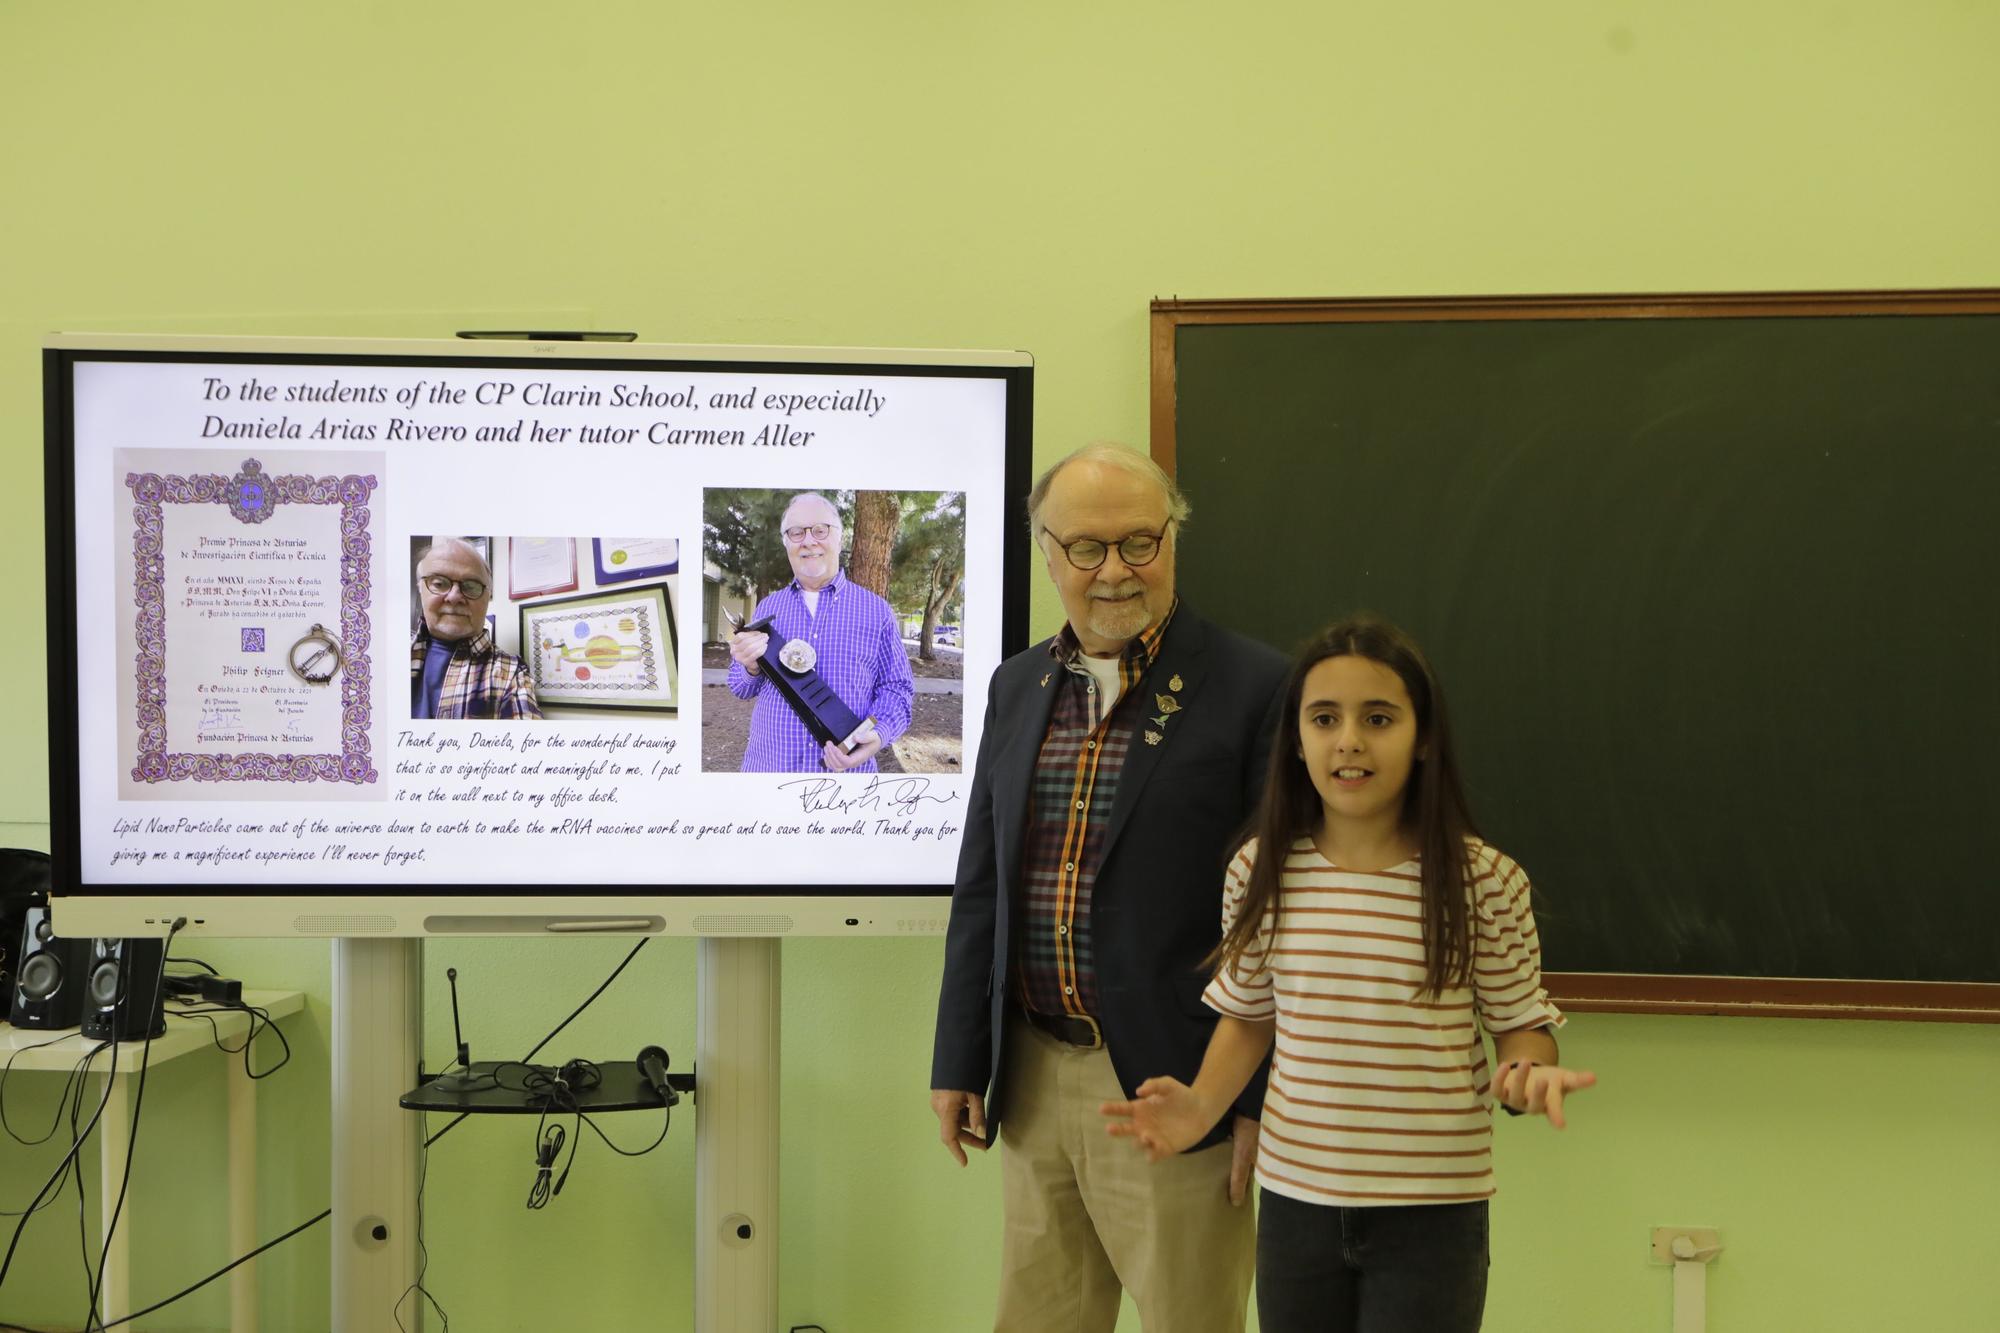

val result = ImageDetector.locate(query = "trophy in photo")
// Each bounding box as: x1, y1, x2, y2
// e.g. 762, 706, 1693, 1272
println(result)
726, 610, 878, 754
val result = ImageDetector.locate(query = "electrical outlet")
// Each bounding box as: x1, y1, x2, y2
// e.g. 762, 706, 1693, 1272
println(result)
1650, 1227, 1720, 1263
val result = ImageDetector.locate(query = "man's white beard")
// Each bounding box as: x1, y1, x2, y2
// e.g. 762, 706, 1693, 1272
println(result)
1085, 585, 1150, 643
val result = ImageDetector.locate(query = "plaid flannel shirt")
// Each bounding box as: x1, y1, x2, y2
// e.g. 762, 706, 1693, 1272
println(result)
1015, 603, 1178, 1020
410, 626, 542, 720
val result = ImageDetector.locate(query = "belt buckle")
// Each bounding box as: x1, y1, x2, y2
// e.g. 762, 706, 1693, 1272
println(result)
1070, 1013, 1104, 1050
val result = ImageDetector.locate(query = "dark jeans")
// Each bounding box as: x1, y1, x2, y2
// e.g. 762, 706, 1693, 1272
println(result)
1256, 1189, 1489, 1333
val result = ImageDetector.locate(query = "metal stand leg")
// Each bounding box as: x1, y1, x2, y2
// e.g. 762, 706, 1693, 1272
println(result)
331, 938, 422, 1332
227, 1038, 258, 1332
695, 937, 780, 1333
97, 1070, 133, 1328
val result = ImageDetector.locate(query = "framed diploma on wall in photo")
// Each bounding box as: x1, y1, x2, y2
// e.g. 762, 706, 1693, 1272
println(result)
592, 537, 678, 584
509, 536, 579, 598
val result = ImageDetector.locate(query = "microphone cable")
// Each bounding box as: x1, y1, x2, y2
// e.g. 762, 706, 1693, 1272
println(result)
424, 935, 650, 1151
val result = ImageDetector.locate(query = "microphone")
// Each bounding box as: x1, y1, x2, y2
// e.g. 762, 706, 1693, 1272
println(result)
431, 967, 483, 1093
447, 967, 470, 1071
637, 1045, 677, 1106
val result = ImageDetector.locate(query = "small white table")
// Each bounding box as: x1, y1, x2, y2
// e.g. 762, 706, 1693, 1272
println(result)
1, 989, 304, 1331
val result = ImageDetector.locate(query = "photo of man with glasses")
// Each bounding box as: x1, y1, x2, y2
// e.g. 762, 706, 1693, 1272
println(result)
410, 536, 543, 720
724, 492, 915, 772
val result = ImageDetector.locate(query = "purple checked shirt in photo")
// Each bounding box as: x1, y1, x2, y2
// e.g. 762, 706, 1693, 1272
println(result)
726, 571, 915, 772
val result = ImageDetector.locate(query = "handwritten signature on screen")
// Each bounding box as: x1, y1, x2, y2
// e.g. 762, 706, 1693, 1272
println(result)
777, 775, 962, 818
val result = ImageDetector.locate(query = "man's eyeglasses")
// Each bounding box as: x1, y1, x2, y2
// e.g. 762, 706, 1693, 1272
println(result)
420, 573, 488, 600
784, 523, 834, 544
1043, 523, 1172, 572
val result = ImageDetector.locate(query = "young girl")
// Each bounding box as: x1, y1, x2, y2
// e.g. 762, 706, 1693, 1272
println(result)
1102, 614, 1594, 1333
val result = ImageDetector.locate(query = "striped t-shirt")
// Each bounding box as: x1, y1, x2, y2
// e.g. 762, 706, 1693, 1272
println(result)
1203, 835, 1563, 1207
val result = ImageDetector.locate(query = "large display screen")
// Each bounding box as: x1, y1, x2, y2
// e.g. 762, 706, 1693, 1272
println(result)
44, 336, 1030, 936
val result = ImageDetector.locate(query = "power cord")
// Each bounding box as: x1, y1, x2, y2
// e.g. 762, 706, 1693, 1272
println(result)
392, 1110, 448, 1333
1, 1031, 97, 1150
83, 917, 186, 1332
8, 936, 655, 1329
0, 1036, 118, 1288
1, 1029, 108, 1317
0, 1032, 110, 1304
166, 996, 292, 1079
0, 1030, 111, 1317
0, 955, 290, 1323
71, 1041, 109, 1313
93, 1208, 331, 1330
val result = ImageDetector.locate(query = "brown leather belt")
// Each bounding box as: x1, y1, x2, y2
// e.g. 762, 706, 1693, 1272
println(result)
1019, 1005, 1103, 1050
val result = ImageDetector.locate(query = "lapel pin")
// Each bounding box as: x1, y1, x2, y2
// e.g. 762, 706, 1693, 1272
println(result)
1169, 673, 1184, 691
1040, 673, 1052, 688
1144, 730, 1162, 746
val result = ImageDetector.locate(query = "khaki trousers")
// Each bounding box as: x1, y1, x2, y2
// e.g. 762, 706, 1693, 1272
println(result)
994, 1016, 1254, 1333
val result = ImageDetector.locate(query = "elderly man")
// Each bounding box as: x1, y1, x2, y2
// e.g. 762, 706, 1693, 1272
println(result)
726, 492, 914, 772
410, 537, 541, 720
931, 444, 1287, 1332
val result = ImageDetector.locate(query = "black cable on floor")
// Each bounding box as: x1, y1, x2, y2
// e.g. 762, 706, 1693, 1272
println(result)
92, 1208, 332, 1330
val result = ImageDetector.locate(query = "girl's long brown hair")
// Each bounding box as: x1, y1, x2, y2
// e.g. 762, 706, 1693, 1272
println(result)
1211, 615, 1480, 999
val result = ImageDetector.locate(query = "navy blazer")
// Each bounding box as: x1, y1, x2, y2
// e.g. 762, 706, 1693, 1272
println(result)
931, 605, 1288, 1148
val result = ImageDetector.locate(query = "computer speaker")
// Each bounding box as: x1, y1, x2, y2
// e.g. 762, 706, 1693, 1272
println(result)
79, 937, 168, 1042
8, 905, 90, 1030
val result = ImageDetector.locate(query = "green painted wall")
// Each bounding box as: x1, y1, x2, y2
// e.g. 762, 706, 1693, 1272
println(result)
3, 2, 1996, 1329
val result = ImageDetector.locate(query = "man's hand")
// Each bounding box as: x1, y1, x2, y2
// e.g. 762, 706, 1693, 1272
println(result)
1493, 1060, 1598, 1129
728, 630, 769, 673
1227, 1114, 1259, 1206
822, 732, 884, 772
931, 1088, 989, 1166
1099, 1076, 1220, 1163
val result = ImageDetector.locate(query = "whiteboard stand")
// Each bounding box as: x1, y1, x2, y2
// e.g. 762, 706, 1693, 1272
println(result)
331, 938, 422, 1331
329, 936, 781, 1331
695, 936, 781, 1332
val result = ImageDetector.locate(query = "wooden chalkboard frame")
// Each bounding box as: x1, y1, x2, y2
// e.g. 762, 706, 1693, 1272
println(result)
1150, 289, 2000, 1022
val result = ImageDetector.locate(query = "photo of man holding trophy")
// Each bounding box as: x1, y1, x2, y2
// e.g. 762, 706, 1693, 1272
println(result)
721, 492, 917, 773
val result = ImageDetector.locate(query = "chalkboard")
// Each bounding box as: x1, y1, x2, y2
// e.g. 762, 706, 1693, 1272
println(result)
1153, 292, 2000, 1020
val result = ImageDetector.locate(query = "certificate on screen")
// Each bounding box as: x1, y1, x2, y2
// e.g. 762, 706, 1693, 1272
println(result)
114, 448, 385, 800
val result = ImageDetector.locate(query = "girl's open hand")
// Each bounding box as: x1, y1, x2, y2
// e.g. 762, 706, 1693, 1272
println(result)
1100, 1076, 1216, 1161
1493, 1060, 1597, 1129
